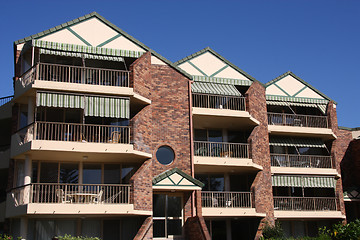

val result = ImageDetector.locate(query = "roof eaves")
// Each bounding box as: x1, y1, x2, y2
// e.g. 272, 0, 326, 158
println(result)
338, 126, 360, 131
175, 47, 263, 86
266, 71, 337, 104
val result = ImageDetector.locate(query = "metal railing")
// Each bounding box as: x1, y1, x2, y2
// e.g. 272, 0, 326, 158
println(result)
270, 154, 333, 169
14, 122, 130, 144
10, 183, 130, 205
201, 191, 252, 208
268, 112, 328, 128
192, 93, 246, 111
273, 197, 337, 211
19, 63, 130, 87
0, 95, 13, 106
194, 141, 249, 159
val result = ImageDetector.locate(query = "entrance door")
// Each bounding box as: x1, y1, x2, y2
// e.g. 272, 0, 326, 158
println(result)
153, 193, 183, 239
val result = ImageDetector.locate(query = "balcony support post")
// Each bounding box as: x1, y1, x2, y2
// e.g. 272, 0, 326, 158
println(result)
20, 217, 28, 240
23, 155, 32, 205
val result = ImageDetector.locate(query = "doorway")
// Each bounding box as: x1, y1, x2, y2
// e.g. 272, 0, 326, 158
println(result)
153, 193, 183, 239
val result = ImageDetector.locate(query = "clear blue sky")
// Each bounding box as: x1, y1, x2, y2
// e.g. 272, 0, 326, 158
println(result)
0, 0, 359, 127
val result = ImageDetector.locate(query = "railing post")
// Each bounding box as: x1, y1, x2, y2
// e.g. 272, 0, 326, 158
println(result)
313, 198, 316, 211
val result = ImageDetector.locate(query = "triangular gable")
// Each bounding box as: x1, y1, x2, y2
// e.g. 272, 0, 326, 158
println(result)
153, 168, 204, 191
265, 71, 336, 104
14, 12, 192, 79
175, 47, 257, 84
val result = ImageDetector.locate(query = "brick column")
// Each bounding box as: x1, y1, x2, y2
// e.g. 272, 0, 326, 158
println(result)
246, 81, 274, 239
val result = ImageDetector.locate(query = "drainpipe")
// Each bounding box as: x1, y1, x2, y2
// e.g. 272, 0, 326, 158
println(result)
188, 80, 196, 217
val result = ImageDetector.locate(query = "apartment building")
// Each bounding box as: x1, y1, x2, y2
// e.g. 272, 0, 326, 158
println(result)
0, 12, 355, 240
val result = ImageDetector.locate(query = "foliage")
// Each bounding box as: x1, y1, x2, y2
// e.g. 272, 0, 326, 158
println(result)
55, 235, 101, 240
318, 219, 360, 240
262, 221, 285, 239
0, 234, 21, 240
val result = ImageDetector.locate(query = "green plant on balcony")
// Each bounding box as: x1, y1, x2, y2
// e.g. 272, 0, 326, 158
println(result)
0, 234, 21, 240
261, 221, 284, 239
54, 235, 101, 240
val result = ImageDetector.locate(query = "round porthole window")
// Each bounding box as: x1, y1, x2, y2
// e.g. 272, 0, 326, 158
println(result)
156, 146, 175, 165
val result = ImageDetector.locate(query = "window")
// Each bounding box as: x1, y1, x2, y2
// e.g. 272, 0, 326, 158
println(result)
156, 146, 175, 165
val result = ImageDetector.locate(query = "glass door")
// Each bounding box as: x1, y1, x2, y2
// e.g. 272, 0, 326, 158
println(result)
153, 193, 183, 239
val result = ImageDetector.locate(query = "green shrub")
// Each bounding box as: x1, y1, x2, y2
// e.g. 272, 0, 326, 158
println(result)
319, 219, 360, 240
262, 222, 284, 239
56, 235, 101, 240
0, 234, 21, 240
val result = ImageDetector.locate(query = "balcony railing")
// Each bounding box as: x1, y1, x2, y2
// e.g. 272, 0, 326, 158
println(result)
192, 93, 246, 111
10, 183, 130, 206
14, 122, 130, 145
273, 197, 337, 211
270, 154, 333, 169
0, 95, 13, 106
194, 141, 249, 159
201, 191, 252, 208
268, 112, 328, 128
19, 63, 130, 88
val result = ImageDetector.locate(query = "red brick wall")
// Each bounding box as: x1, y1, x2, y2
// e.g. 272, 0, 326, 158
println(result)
327, 102, 353, 216
129, 52, 193, 237
133, 216, 152, 240
246, 81, 274, 238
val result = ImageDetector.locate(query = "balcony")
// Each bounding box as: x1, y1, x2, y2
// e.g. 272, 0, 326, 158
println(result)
192, 93, 259, 129
273, 196, 344, 219
267, 112, 335, 139
14, 63, 150, 105
193, 141, 262, 173
11, 122, 151, 161
201, 191, 264, 217
270, 154, 338, 176
0, 95, 13, 120
6, 183, 151, 217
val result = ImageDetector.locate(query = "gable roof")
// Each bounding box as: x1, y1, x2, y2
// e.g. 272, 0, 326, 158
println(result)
152, 168, 204, 188
14, 12, 192, 80
175, 47, 263, 85
266, 71, 336, 104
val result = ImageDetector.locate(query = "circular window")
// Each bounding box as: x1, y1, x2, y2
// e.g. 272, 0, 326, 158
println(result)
156, 146, 175, 165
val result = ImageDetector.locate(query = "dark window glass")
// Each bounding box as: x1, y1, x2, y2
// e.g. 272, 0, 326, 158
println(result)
156, 146, 175, 165
211, 220, 227, 240
194, 129, 207, 141
168, 196, 182, 217
59, 163, 78, 183
104, 164, 120, 184
153, 194, 166, 217
208, 130, 222, 142
32, 162, 38, 183
209, 175, 224, 191
168, 219, 182, 236
195, 174, 210, 191
64, 109, 81, 123
121, 165, 137, 184
83, 164, 101, 184
40, 163, 58, 183
103, 220, 120, 240
153, 220, 165, 238
46, 108, 64, 122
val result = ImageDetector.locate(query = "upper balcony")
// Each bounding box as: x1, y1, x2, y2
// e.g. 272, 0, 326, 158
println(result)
11, 121, 151, 161
6, 183, 151, 218
14, 63, 150, 106
192, 93, 259, 129
201, 191, 265, 217
270, 154, 338, 176
194, 141, 262, 172
267, 112, 335, 140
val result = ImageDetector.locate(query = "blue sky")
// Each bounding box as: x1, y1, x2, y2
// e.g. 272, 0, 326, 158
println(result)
0, 0, 359, 127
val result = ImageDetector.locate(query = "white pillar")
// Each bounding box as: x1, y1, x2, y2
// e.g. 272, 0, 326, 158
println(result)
224, 173, 230, 191
23, 155, 32, 204
27, 97, 34, 124
20, 217, 28, 240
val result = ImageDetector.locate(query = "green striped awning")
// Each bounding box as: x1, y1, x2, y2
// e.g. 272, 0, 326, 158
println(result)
33, 40, 144, 58
269, 137, 326, 148
266, 95, 329, 104
192, 82, 242, 96
266, 100, 327, 114
36, 92, 84, 109
272, 175, 336, 188
192, 75, 252, 86
85, 96, 129, 119
39, 49, 124, 62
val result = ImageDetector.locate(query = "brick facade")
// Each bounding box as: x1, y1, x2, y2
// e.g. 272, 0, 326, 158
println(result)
246, 82, 275, 239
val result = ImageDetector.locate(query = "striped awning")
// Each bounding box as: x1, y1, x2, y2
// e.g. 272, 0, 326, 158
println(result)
266, 95, 329, 104
33, 40, 144, 58
192, 82, 242, 96
269, 137, 326, 148
266, 100, 327, 114
36, 92, 84, 109
192, 75, 252, 86
272, 175, 336, 188
85, 96, 129, 119
39, 49, 124, 62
